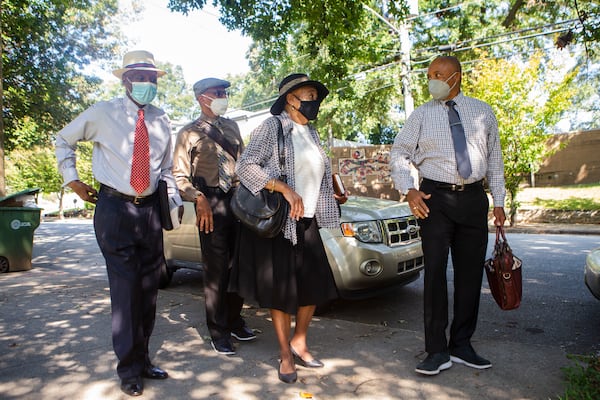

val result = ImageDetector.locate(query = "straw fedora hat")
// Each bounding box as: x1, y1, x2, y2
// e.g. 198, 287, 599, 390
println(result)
112, 50, 166, 79
270, 73, 329, 115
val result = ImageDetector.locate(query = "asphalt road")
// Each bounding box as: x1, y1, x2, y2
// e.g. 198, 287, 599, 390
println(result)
1, 219, 598, 399
164, 231, 600, 356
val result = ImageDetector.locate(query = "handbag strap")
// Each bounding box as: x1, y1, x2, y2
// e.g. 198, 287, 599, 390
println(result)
496, 225, 507, 243
274, 117, 286, 182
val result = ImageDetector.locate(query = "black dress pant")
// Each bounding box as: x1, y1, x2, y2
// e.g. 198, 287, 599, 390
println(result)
94, 189, 163, 380
418, 179, 489, 354
199, 188, 244, 340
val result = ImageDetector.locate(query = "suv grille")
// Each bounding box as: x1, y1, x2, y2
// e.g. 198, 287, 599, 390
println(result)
383, 217, 421, 247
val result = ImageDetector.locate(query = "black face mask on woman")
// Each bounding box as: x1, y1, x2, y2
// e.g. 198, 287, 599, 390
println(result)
294, 97, 321, 120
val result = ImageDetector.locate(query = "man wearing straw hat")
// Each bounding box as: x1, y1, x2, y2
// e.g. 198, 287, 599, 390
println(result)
55, 50, 181, 396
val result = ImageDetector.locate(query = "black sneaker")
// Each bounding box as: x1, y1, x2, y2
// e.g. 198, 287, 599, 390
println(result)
211, 338, 236, 355
231, 326, 257, 341
450, 346, 492, 369
415, 352, 452, 376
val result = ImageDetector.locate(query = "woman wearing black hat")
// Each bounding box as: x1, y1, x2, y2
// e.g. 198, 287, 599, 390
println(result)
230, 73, 347, 383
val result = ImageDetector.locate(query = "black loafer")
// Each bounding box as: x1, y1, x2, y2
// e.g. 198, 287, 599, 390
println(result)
120, 378, 143, 396
290, 345, 324, 368
143, 365, 169, 379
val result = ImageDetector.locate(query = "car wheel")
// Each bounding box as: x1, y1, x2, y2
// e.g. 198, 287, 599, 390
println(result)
0, 257, 9, 273
158, 262, 174, 289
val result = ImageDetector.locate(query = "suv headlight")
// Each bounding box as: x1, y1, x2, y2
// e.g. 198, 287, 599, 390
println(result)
340, 221, 382, 243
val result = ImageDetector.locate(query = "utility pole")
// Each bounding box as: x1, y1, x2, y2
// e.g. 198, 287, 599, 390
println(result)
363, 0, 418, 119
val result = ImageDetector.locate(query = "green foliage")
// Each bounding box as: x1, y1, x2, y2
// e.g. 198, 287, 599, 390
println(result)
463, 53, 577, 225
2, 0, 122, 151
532, 197, 600, 211
5, 146, 63, 194
6, 143, 94, 207
559, 354, 600, 400
166, 0, 599, 143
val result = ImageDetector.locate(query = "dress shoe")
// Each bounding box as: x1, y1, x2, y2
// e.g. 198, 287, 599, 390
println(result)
278, 361, 297, 384
290, 344, 324, 368
120, 378, 143, 397
143, 364, 169, 379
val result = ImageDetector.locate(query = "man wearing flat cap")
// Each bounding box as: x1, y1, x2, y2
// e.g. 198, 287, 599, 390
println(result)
173, 77, 255, 355
55, 50, 181, 396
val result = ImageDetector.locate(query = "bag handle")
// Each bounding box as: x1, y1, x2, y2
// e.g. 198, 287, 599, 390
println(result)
496, 225, 507, 244
274, 117, 286, 182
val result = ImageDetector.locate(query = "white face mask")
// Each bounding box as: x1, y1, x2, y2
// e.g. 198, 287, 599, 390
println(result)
209, 98, 229, 116
428, 72, 458, 100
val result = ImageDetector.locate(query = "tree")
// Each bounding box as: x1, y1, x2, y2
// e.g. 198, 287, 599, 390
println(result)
5, 142, 94, 217
166, 1, 598, 145
463, 53, 577, 225
0, 0, 123, 196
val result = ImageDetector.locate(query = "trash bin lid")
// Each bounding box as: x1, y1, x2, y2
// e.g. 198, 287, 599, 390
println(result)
0, 188, 41, 206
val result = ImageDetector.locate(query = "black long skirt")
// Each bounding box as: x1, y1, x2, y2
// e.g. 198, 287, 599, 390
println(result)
229, 217, 338, 315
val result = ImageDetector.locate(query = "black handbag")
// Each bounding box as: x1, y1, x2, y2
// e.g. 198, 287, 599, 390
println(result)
230, 117, 289, 238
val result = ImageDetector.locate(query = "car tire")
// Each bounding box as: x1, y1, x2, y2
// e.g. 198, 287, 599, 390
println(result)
0, 257, 9, 273
158, 262, 174, 289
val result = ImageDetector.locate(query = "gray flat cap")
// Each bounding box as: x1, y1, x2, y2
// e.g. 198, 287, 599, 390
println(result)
193, 78, 230, 97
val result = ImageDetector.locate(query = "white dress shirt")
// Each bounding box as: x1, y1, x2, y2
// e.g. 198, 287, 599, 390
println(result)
55, 96, 181, 201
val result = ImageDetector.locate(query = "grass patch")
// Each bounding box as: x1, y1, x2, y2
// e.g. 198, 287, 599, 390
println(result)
532, 197, 600, 211
560, 354, 600, 400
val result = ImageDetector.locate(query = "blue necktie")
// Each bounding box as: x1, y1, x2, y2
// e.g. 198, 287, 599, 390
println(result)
446, 100, 472, 179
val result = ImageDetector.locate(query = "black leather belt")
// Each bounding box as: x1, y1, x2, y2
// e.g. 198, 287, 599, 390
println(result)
100, 185, 157, 205
422, 178, 483, 192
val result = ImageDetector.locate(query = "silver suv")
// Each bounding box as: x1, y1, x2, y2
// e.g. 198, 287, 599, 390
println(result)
162, 196, 424, 300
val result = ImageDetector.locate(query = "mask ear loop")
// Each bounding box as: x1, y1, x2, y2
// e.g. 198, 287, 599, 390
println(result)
446, 71, 459, 91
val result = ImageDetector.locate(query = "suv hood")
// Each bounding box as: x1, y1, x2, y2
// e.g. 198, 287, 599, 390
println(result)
340, 196, 412, 222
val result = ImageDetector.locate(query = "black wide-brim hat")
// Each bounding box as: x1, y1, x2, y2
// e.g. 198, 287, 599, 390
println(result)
270, 73, 329, 115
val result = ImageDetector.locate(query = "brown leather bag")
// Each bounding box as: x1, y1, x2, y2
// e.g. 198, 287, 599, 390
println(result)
484, 226, 523, 310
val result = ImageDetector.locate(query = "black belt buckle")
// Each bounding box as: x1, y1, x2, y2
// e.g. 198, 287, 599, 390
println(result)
451, 184, 465, 192
132, 195, 143, 205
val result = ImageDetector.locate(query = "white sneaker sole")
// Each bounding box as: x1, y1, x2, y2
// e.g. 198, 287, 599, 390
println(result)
415, 360, 452, 375
231, 332, 257, 341
450, 355, 492, 369
211, 341, 235, 355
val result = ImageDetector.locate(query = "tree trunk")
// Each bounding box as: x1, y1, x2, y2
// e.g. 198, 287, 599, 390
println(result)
59, 187, 65, 220
0, 3, 6, 198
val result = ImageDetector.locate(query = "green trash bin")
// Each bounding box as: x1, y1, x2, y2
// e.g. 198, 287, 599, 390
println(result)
0, 188, 42, 273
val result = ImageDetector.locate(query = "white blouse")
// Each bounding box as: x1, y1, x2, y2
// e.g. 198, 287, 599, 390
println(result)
291, 121, 324, 218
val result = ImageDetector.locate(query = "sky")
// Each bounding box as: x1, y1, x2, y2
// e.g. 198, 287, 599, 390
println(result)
118, 0, 252, 84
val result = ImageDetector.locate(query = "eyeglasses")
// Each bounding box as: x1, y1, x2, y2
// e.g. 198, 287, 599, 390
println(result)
203, 89, 229, 98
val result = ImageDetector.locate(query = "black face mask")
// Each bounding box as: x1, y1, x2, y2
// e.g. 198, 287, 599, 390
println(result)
297, 99, 321, 120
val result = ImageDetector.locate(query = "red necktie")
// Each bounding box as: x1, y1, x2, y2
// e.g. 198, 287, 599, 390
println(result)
130, 108, 150, 194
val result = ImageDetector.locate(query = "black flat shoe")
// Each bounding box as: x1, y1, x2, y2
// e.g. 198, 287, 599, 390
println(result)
120, 378, 143, 396
143, 365, 169, 379
278, 361, 297, 384
290, 345, 324, 368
